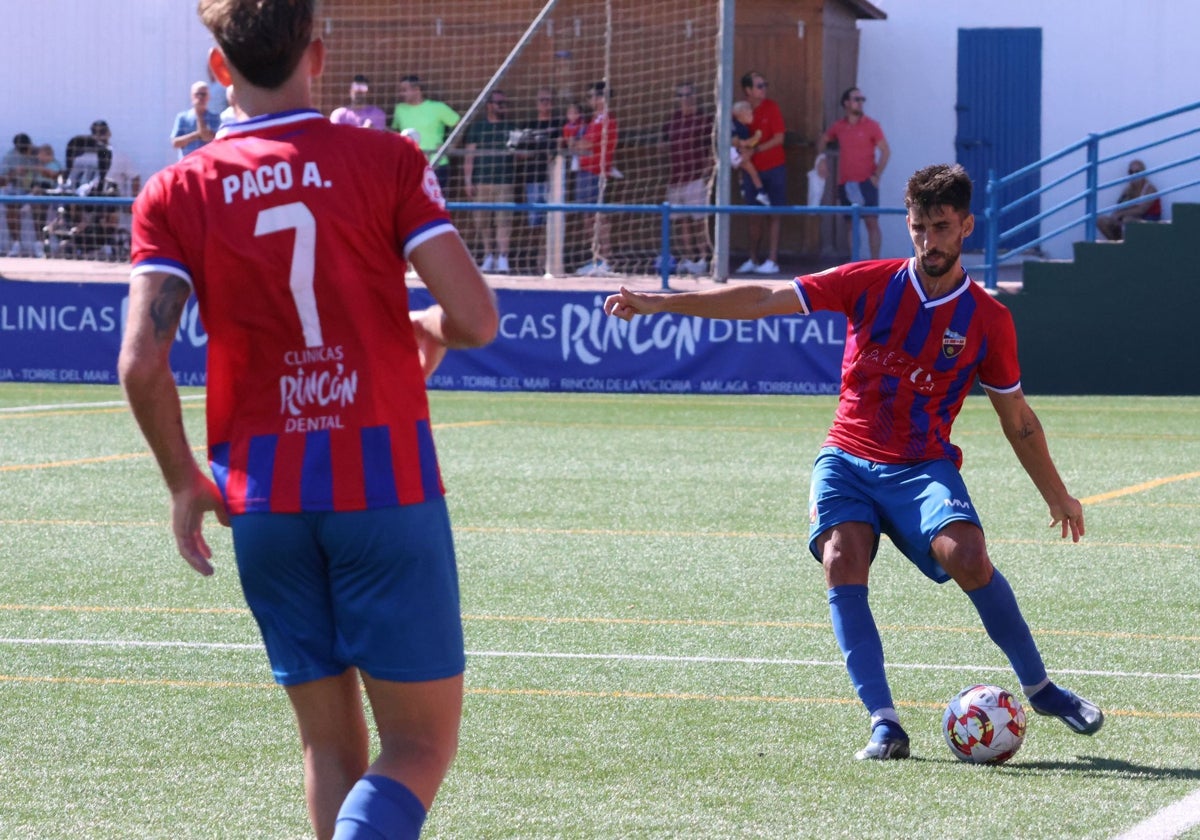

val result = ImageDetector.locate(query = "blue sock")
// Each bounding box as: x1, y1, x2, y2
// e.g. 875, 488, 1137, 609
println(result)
332, 775, 427, 840
966, 569, 1048, 688
828, 585, 895, 717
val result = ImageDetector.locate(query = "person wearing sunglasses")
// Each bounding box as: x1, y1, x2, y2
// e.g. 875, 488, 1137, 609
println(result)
734, 71, 786, 275
817, 86, 891, 260
464, 90, 518, 273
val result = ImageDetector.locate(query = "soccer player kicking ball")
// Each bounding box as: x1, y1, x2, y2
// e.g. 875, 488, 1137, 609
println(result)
604, 164, 1102, 760
119, 2, 497, 837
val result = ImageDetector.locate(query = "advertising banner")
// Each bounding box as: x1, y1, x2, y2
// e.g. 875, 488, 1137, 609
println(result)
0, 279, 845, 394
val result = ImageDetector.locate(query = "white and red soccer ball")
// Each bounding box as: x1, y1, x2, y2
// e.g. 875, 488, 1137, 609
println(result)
943, 684, 1027, 764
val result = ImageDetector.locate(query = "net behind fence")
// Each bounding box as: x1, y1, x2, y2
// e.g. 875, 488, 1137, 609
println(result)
315, 0, 721, 277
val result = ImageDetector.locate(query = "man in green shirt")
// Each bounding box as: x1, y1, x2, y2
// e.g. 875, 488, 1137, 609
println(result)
392, 75, 461, 189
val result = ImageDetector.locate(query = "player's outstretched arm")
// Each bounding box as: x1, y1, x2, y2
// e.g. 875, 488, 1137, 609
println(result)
119, 272, 230, 575
987, 388, 1085, 542
604, 282, 802, 322
409, 232, 499, 352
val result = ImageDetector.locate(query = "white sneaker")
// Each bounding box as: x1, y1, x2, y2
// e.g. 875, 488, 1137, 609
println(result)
495, 255, 510, 274
480, 253, 496, 272
754, 259, 781, 274
735, 258, 758, 273
679, 258, 708, 275
755, 191, 771, 206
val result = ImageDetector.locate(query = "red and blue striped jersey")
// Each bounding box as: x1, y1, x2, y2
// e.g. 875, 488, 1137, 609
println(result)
793, 258, 1021, 468
131, 110, 456, 514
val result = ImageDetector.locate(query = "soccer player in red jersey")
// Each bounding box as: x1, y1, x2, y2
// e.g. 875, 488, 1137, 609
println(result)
604, 164, 1103, 760
118, 1, 497, 837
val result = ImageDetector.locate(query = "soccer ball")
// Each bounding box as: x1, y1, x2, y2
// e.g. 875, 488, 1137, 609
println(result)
942, 684, 1027, 764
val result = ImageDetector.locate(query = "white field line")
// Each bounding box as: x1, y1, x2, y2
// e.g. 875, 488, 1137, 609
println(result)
1, 637, 1198, 681
1111, 788, 1200, 840
0, 395, 205, 413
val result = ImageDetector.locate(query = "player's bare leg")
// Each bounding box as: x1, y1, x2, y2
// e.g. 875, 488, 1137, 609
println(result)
359, 672, 462, 809
286, 670, 370, 839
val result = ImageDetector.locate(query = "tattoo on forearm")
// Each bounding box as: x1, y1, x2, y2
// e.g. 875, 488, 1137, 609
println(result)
149, 278, 191, 341
1016, 409, 1043, 441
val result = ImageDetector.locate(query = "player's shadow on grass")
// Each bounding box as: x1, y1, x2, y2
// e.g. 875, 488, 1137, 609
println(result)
1011, 755, 1200, 780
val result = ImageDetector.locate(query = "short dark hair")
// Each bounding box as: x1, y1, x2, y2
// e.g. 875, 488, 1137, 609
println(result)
589, 80, 609, 100
197, 0, 314, 90
352, 74, 370, 85
740, 71, 760, 91
400, 75, 421, 86
12, 133, 32, 151
841, 86, 860, 105
904, 164, 974, 216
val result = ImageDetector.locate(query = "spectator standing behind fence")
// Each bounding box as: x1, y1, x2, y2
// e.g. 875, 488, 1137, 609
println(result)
661, 81, 715, 276
1, 133, 40, 257
1097, 159, 1161, 241
92, 120, 140, 198
735, 71, 786, 275
512, 88, 561, 271
561, 102, 585, 176
464, 90, 517, 274
392, 75, 460, 190
571, 81, 618, 276
171, 81, 222, 158
33, 144, 61, 190
513, 89, 561, 218
119, 1, 499, 836
331, 74, 387, 130
731, 101, 770, 207
817, 86, 890, 260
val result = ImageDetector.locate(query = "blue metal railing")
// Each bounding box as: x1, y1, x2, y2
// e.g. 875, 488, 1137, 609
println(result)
452, 199, 905, 289
977, 100, 1200, 288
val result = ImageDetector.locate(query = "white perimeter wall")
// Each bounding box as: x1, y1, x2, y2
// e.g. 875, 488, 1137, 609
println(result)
0, 1, 219, 192
1, 1, 1197, 262
858, 0, 1200, 259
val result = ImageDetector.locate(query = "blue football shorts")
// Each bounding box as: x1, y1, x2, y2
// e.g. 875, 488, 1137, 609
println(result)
231, 497, 465, 686
806, 446, 984, 583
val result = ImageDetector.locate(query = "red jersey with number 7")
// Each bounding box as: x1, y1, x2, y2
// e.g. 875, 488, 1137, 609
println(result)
130, 110, 456, 514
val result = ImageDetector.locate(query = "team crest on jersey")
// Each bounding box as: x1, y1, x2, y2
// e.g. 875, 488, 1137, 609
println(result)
422, 167, 447, 209
942, 328, 967, 358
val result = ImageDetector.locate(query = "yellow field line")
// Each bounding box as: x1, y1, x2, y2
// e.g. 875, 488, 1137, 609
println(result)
0, 673, 272, 690
1081, 471, 1200, 505
0, 452, 151, 472
0, 603, 247, 615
